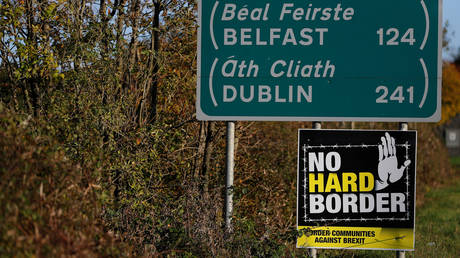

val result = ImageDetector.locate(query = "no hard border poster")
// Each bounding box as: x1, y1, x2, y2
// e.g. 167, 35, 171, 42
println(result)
297, 130, 416, 250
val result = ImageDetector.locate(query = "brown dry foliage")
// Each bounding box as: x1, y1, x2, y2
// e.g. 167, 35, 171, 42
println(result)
441, 62, 460, 123
0, 109, 131, 257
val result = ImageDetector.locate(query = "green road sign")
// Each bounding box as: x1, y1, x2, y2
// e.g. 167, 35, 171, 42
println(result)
197, 0, 442, 121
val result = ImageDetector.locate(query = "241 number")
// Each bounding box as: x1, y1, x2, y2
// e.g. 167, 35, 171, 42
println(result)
376, 86, 414, 104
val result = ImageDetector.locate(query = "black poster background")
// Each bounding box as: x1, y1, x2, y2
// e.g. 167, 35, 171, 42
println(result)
297, 130, 416, 228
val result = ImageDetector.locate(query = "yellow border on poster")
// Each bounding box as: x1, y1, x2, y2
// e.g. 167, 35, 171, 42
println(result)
297, 226, 414, 250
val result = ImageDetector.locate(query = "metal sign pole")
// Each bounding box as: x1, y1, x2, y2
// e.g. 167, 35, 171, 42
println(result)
397, 122, 408, 258
396, 250, 406, 258
400, 122, 408, 131
225, 121, 235, 231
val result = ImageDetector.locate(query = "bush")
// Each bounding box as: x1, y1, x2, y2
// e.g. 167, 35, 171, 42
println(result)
0, 105, 131, 256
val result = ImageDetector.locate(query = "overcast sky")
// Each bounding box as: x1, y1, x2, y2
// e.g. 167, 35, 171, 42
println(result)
443, 0, 460, 60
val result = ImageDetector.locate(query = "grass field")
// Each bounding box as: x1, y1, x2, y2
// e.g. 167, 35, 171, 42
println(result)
410, 178, 460, 258
451, 156, 460, 168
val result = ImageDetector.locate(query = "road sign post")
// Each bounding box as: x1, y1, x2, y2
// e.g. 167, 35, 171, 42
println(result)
197, 0, 442, 122
225, 121, 235, 232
